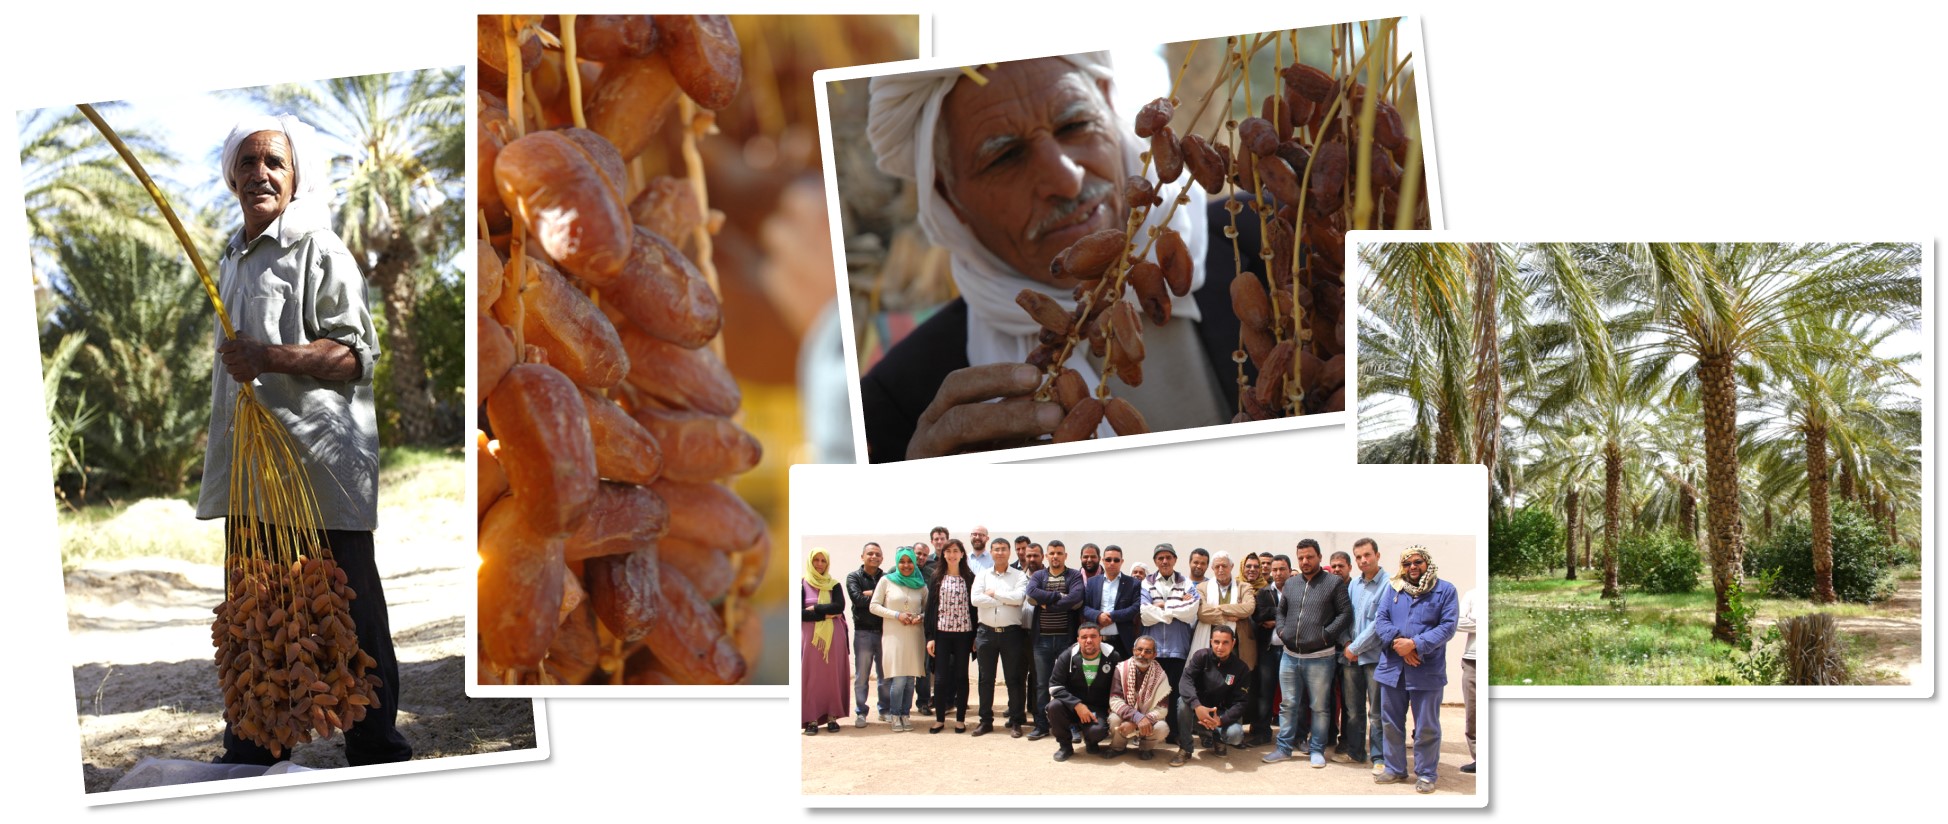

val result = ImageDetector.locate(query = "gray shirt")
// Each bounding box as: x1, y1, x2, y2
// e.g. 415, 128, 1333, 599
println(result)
195, 207, 380, 531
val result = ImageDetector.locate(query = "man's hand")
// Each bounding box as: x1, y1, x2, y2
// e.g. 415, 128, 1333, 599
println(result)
1196, 705, 1219, 729
906, 364, 1062, 459
1075, 704, 1095, 725
1097, 613, 1112, 627
1392, 637, 1419, 666
1137, 716, 1154, 737
1343, 647, 1358, 663
217, 337, 271, 383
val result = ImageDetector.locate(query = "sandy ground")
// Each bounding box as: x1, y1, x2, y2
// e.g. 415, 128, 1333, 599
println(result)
801, 675, 1478, 797
67, 464, 537, 793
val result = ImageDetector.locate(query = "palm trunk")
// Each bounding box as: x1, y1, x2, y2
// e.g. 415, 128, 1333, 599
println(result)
1602, 441, 1621, 599
367, 236, 439, 445
1469, 243, 1501, 484
1564, 488, 1580, 580
1699, 352, 1746, 643
1583, 521, 1592, 569
1679, 477, 1697, 545
1806, 425, 1836, 603
1434, 404, 1458, 464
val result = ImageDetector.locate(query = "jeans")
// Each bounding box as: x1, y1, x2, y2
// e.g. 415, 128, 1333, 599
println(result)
1462, 658, 1477, 761
1275, 653, 1336, 756
1339, 660, 1381, 762
932, 631, 974, 724
1175, 702, 1245, 752
852, 628, 890, 717
887, 675, 917, 718
1380, 683, 1443, 781
1031, 633, 1071, 732
975, 625, 1029, 726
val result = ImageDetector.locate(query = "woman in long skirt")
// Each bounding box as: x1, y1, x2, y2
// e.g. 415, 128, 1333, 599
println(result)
802, 548, 850, 734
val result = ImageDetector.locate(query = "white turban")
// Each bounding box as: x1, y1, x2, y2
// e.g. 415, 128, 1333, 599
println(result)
867, 53, 1208, 434
219, 114, 333, 234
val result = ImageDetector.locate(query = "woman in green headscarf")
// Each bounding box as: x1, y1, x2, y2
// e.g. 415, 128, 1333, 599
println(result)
869, 546, 930, 731
802, 548, 850, 735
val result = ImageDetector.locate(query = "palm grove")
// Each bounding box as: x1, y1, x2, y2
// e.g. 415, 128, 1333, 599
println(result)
1357, 243, 1921, 659
30, 69, 464, 504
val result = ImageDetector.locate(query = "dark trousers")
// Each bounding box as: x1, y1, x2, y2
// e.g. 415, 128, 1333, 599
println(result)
1046, 698, 1110, 753
1251, 647, 1282, 740
975, 625, 1029, 726
1100, 630, 1132, 663
1158, 656, 1186, 735
1030, 633, 1072, 733
219, 529, 412, 766
932, 631, 974, 724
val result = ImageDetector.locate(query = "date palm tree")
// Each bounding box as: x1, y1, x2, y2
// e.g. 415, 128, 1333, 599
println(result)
1745, 314, 1918, 602
1627, 242, 1920, 640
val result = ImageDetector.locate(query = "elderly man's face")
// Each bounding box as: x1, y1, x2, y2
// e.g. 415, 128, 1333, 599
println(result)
233, 130, 295, 235
938, 58, 1125, 284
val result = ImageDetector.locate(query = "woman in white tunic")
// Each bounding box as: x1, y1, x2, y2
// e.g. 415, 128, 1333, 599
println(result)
870, 546, 931, 731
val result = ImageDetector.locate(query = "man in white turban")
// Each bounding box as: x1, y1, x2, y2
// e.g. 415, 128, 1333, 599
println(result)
203, 116, 409, 766
860, 54, 1251, 461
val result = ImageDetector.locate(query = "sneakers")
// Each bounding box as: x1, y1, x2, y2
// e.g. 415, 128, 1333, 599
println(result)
1052, 748, 1072, 762
1330, 751, 1354, 764
1415, 777, 1436, 794
1374, 771, 1407, 785
1372, 761, 1388, 776
1025, 728, 1049, 741
854, 714, 867, 729
893, 717, 909, 732
1169, 750, 1190, 767
802, 724, 818, 736
1460, 762, 1476, 774
1309, 751, 1326, 768
827, 720, 840, 733
1137, 749, 1156, 761
1261, 749, 1292, 764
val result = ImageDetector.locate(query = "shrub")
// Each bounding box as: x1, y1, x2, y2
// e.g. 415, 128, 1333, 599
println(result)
1490, 505, 1561, 577
1731, 624, 1787, 685
1617, 529, 1704, 594
1743, 501, 1897, 603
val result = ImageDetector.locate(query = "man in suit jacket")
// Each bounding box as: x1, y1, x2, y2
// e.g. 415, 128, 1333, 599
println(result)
1080, 544, 1142, 660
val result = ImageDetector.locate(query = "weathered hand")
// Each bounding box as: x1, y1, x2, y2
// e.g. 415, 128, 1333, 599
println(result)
1404, 648, 1422, 667
1137, 716, 1154, 736
1391, 637, 1417, 657
906, 364, 1062, 459
217, 336, 270, 383
1343, 647, 1358, 662
1075, 704, 1095, 724
1097, 613, 1112, 626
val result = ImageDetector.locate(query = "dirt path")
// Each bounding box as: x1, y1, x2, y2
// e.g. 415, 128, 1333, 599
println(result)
67, 462, 538, 793
802, 676, 1477, 797
1830, 576, 1923, 685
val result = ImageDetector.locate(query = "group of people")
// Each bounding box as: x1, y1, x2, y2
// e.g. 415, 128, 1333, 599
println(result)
802, 528, 1481, 793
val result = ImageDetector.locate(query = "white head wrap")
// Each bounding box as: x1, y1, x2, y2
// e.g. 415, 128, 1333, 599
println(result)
219, 114, 333, 237
867, 53, 1209, 431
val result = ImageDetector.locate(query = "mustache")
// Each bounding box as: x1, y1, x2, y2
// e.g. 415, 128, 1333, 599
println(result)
1026, 177, 1115, 242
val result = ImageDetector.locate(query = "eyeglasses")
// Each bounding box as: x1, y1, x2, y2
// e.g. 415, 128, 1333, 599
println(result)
1403, 559, 1427, 567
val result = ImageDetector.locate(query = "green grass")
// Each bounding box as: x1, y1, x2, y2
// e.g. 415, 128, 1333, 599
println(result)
58, 448, 462, 571
1489, 573, 1882, 686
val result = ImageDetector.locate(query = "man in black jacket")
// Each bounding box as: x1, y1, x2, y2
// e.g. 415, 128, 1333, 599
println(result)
1265, 540, 1353, 767
844, 542, 889, 726
1046, 624, 1121, 762
1171, 625, 1251, 767
1246, 554, 1291, 747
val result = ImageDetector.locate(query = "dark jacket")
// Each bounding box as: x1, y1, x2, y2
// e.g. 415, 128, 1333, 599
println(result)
845, 567, 885, 633
1027, 566, 1086, 636
1080, 572, 1142, 641
1277, 570, 1352, 656
1178, 647, 1251, 726
860, 201, 1260, 463
1049, 642, 1125, 716
924, 566, 979, 640
1251, 583, 1284, 661
802, 582, 845, 623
